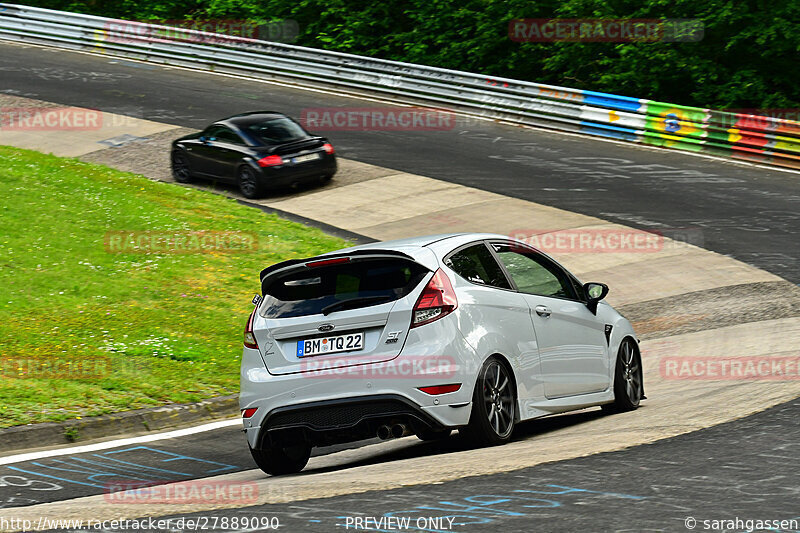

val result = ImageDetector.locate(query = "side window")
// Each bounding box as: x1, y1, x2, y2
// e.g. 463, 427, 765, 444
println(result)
204, 126, 244, 145
444, 243, 511, 289
491, 242, 576, 299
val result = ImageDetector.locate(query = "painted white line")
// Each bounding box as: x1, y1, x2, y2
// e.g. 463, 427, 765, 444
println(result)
0, 418, 241, 466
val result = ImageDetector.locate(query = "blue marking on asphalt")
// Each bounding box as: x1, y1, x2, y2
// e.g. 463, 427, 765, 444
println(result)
71, 456, 187, 476
5, 466, 108, 489
332, 485, 647, 531
3, 446, 239, 489
101, 446, 238, 474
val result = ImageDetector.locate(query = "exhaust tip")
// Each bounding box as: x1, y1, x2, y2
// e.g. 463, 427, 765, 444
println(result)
377, 425, 391, 440
391, 423, 407, 439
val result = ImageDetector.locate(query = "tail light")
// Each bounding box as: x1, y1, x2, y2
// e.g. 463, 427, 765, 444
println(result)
257, 155, 283, 167
306, 257, 350, 268
411, 269, 458, 328
241, 407, 258, 418
322, 143, 335, 154
418, 384, 461, 395
243, 310, 258, 349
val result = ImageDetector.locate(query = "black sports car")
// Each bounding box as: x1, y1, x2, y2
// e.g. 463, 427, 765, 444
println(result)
171, 111, 337, 198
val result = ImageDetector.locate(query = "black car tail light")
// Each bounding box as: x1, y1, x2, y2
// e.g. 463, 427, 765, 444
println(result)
257, 155, 283, 167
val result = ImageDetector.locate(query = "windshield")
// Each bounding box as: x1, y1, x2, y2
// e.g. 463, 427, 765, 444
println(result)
245, 117, 308, 144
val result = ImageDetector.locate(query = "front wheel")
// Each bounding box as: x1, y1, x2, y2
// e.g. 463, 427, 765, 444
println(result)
238, 166, 265, 199
461, 357, 516, 447
171, 152, 193, 183
602, 338, 643, 413
249, 444, 311, 476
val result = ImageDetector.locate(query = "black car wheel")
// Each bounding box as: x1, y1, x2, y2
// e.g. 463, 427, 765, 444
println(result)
461, 356, 516, 446
171, 152, 193, 183
249, 444, 311, 476
602, 338, 643, 413
238, 166, 264, 199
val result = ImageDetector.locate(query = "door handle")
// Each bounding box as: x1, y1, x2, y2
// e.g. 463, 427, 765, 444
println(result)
535, 305, 551, 318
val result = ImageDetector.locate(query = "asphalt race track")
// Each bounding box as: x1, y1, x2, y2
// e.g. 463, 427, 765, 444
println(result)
80, 398, 800, 532
0, 431, 376, 507
0, 42, 798, 284
1, 400, 798, 532
1, 40, 799, 533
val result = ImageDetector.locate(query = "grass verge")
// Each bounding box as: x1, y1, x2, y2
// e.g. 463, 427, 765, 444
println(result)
0, 146, 347, 428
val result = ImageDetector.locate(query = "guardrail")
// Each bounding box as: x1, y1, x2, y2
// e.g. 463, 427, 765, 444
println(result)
1, 3, 799, 170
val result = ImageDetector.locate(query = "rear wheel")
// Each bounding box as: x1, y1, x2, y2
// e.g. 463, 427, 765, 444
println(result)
238, 166, 264, 199
249, 444, 311, 476
602, 338, 643, 413
461, 357, 515, 446
171, 152, 193, 183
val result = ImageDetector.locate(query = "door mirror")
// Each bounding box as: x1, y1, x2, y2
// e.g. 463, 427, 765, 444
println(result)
583, 282, 609, 314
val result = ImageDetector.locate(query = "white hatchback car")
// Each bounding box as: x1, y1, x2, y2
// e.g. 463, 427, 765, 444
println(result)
240, 233, 644, 475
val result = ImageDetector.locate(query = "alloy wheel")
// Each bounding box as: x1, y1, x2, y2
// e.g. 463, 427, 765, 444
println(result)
482, 360, 514, 438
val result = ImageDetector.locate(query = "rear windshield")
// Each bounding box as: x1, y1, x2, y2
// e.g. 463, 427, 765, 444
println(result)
245, 117, 308, 144
259, 258, 429, 319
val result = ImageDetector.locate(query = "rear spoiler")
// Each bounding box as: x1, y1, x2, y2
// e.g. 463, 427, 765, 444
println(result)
267, 136, 324, 153
259, 249, 419, 295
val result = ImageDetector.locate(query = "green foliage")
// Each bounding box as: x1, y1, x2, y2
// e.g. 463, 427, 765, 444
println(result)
18, 0, 800, 114
0, 146, 346, 427
63, 426, 80, 442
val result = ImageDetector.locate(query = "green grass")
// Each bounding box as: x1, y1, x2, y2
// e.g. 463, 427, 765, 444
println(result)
0, 146, 348, 428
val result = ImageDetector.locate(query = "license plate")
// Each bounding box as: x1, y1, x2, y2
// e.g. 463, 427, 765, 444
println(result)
292, 153, 320, 164
297, 332, 364, 358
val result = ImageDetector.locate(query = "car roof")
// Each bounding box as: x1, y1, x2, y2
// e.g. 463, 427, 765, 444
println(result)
334, 233, 513, 254
216, 111, 292, 128
259, 232, 540, 285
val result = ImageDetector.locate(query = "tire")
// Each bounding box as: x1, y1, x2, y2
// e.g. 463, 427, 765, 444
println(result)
319, 174, 333, 184
171, 152, 193, 183
602, 338, 644, 413
417, 428, 452, 442
249, 444, 311, 476
461, 356, 516, 446
238, 166, 264, 199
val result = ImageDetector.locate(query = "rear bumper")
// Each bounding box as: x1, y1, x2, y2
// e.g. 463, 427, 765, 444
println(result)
252, 394, 448, 449
239, 317, 480, 449
257, 155, 336, 188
